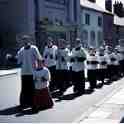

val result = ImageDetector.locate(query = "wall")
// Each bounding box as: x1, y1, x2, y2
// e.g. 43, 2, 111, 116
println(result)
103, 12, 114, 45
0, 0, 35, 49
0, 69, 21, 109
81, 8, 103, 48
113, 25, 124, 45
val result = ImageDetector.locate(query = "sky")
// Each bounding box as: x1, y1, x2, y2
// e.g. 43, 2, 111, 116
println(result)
96, 0, 124, 10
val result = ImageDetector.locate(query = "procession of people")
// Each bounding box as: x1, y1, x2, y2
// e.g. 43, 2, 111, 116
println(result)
6, 35, 124, 113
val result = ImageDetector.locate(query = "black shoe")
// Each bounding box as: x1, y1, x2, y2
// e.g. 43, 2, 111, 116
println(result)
96, 83, 104, 89
89, 88, 94, 92
59, 91, 64, 96
32, 107, 39, 114
22, 104, 32, 108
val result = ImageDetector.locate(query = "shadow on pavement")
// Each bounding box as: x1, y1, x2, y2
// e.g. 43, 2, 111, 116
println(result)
120, 116, 124, 123
55, 93, 76, 102
61, 93, 76, 100
51, 90, 62, 98
85, 89, 95, 94
54, 89, 95, 102
0, 105, 39, 117
15, 109, 36, 117
0, 105, 22, 115
15, 106, 53, 117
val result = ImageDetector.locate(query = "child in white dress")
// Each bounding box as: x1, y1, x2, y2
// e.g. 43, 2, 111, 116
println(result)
32, 59, 54, 113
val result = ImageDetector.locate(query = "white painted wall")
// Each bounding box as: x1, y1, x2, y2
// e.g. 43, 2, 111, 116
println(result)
81, 8, 103, 48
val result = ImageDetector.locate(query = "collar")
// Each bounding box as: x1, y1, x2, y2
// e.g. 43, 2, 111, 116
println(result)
99, 54, 104, 56
48, 45, 53, 48
60, 47, 65, 49
75, 47, 81, 51
24, 45, 31, 49
36, 67, 43, 71
90, 54, 95, 56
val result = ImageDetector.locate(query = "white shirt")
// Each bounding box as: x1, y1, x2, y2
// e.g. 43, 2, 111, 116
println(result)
33, 67, 51, 90
56, 48, 70, 70
43, 45, 57, 67
104, 53, 112, 65
87, 54, 98, 70
118, 52, 124, 61
97, 54, 107, 69
17, 45, 42, 75
71, 47, 86, 72
111, 52, 119, 66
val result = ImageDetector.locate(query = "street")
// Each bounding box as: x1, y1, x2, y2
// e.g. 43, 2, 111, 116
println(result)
0, 69, 124, 123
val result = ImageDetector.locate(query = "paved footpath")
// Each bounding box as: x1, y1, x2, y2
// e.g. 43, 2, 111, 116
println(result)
1, 69, 124, 123
77, 78, 124, 124
0, 68, 20, 76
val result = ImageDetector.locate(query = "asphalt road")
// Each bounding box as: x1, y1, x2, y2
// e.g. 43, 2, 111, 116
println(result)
0, 69, 123, 123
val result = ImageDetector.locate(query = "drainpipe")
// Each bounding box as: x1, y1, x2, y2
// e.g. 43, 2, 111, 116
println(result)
33, 0, 40, 45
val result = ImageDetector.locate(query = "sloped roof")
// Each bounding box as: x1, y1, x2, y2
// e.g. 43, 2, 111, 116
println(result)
80, 0, 112, 14
114, 15, 124, 26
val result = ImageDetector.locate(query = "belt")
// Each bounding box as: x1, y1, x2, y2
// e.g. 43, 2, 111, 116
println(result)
87, 61, 98, 64
71, 57, 86, 62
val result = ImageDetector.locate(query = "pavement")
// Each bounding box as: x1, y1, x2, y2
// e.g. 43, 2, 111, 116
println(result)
0, 68, 21, 110
76, 78, 124, 124
0, 68, 20, 76
0, 69, 124, 123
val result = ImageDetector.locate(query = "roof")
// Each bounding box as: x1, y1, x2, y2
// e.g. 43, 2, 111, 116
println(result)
114, 15, 124, 26
80, 0, 112, 14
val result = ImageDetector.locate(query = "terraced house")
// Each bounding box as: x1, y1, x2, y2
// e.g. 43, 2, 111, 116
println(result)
80, 0, 104, 48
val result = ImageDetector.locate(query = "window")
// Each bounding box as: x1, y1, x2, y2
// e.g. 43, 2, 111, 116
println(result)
81, 30, 88, 48
90, 31, 96, 46
45, 0, 66, 5
85, 14, 90, 25
66, 0, 70, 22
73, 0, 77, 22
91, 31, 95, 41
82, 30, 88, 41
98, 16, 102, 27
97, 31, 103, 46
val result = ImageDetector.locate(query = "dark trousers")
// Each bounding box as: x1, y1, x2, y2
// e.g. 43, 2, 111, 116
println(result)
97, 69, 106, 83
119, 60, 124, 76
71, 70, 85, 93
55, 70, 69, 93
87, 70, 97, 89
113, 65, 120, 80
48, 66, 56, 91
20, 75, 34, 107
107, 65, 113, 81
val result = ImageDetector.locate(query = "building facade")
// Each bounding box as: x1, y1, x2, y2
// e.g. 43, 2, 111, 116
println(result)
105, 0, 124, 46
103, 11, 114, 46
0, 0, 35, 49
113, 15, 124, 45
80, 0, 104, 48
36, 0, 80, 50
0, 0, 80, 50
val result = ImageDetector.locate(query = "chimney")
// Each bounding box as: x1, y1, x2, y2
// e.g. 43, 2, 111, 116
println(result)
113, 1, 124, 17
105, 0, 112, 12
